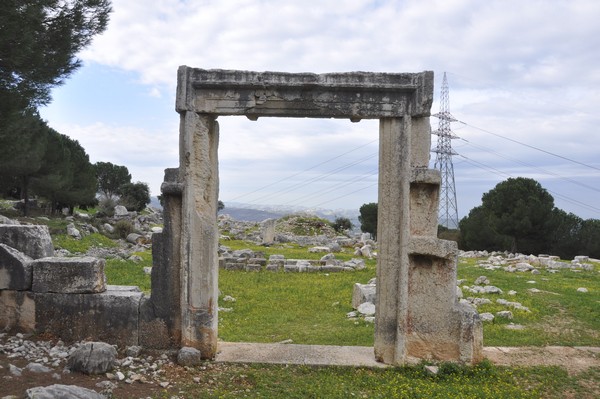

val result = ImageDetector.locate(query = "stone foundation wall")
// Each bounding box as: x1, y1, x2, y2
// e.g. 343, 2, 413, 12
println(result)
0, 219, 179, 349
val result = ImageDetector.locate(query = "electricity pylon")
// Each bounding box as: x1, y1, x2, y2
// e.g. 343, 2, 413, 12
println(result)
432, 72, 459, 229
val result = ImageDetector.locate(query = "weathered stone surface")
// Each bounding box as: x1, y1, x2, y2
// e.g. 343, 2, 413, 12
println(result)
177, 347, 202, 367
0, 290, 35, 332
352, 282, 376, 309
261, 218, 276, 245
35, 288, 143, 345
66, 223, 82, 239
357, 302, 376, 316
67, 342, 117, 374
177, 67, 434, 119
0, 225, 54, 259
172, 67, 480, 365
0, 243, 33, 290
142, 171, 183, 343
32, 257, 106, 294
114, 205, 129, 216
26, 384, 105, 399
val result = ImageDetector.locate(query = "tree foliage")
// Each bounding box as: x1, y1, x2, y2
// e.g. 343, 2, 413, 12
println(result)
0, 112, 97, 214
331, 217, 353, 233
460, 177, 600, 258
358, 202, 378, 239
480, 177, 555, 253
0, 111, 49, 211
0, 0, 112, 112
118, 182, 150, 212
94, 161, 132, 199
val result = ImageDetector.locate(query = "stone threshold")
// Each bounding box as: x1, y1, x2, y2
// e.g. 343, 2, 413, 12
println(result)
216, 342, 600, 369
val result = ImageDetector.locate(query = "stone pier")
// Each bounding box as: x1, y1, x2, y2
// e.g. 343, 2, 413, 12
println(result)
171, 67, 482, 364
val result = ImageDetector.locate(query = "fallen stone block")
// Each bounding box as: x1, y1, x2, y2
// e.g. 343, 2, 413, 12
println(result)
67, 342, 117, 374
0, 243, 33, 290
177, 347, 202, 366
0, 225, 54, 259
352, 283, 377, 309
32, 257, 106, 293
26, 384, 105, 399
35, 288, 143, 346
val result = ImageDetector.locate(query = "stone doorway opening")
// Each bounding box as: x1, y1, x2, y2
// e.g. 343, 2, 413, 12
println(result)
216, 116, 379, 347
156, 67, 482, 365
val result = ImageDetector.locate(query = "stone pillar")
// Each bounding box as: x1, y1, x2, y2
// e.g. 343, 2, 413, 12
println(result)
261, 218, 276, 245
374, 115, 482, 365
140, 168, 182, 349
374, 117, 411, 364
179, 111, 220, 359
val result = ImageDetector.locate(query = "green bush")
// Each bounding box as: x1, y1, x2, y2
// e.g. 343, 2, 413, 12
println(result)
114, 219, 133, 239
98, 197, 116, 217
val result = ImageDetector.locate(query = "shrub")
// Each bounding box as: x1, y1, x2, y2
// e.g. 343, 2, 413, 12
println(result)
114, 219, 133, 239
98, 197, 116, 217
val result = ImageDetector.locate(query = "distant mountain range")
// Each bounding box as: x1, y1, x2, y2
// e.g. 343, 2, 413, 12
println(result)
150, 197, 361, 225
221, 202, 360, 224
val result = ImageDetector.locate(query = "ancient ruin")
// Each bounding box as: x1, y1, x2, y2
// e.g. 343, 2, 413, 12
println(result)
166, 67, 482, 364
0, 67, 483, 366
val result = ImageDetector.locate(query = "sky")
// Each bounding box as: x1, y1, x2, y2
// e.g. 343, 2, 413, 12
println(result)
39, 0, 600, 222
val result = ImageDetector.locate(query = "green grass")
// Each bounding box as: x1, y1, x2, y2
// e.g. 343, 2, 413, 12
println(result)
53, 232, 117, 254
219, 269, 375, 345
148, 361, 599, 399
104, 251, 152, 292
457, 258, 600, 346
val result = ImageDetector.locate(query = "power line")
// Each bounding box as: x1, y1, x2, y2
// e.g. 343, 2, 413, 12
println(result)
457, 120, 600, 172
458, 155, 600, 215
243, 152, 377, 205
458, 137, 600, 194
229, 138, 378, 202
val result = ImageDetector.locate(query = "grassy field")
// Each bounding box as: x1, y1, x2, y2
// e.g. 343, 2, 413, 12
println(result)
96, 236, 600, 347
156, 360, 600, 399
45, 229, 600, 398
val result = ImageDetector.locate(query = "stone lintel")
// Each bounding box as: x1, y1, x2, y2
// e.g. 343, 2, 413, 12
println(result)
176, 67, 433, 119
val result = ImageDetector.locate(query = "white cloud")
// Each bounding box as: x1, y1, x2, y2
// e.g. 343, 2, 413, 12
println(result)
41, 0, 600, 218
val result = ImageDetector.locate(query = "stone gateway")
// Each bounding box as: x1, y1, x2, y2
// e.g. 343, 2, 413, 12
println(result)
160, 67, 482, 364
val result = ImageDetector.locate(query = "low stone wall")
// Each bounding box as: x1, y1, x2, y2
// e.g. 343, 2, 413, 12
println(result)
0, 224, 174, 348
218, 249, 366, 273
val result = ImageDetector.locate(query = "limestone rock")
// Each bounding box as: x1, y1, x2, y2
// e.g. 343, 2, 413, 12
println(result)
32, 257, 106, 294
177, 347, 202, 367
474, 276, 489, 285
344, 258, 366, 270
483, 285, 503, 294
352, 283, 376, 309
0, 225, 54, 259
26, 362, 52, 373
67, 342, 117, 374
26, 384, 104, 399
67, 223, 82, 239
102, 223, 114, 234
480, 312, 494, 322
114, 205, 129, 216
357, 302, 376, 316
0, 243, 33, 290
496, 311, 513, 319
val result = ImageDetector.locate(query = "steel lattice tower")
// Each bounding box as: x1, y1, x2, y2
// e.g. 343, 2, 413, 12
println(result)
432, 72, 459, 229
